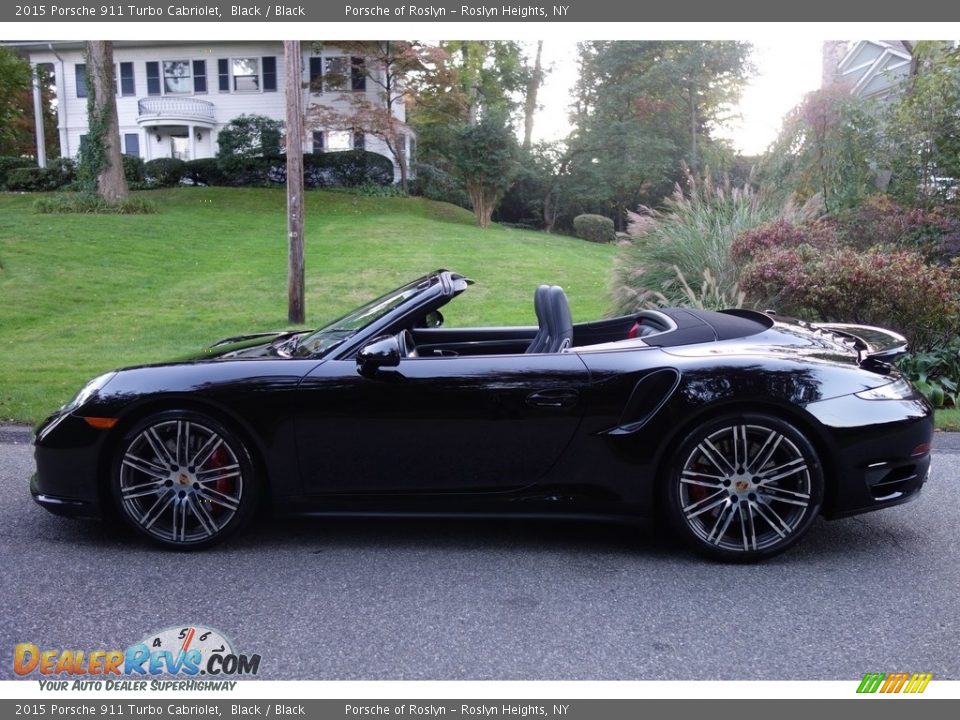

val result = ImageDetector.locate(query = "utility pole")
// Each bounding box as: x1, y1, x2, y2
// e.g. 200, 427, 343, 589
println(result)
285, 40, 305, 324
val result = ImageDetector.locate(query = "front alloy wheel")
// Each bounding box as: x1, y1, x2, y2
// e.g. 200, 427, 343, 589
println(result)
666, 415, 823, 561
112, 411, 257, 549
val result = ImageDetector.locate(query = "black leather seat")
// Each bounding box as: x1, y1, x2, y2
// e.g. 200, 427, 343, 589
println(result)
525, 285, 552, 353
544, 285, 573, 352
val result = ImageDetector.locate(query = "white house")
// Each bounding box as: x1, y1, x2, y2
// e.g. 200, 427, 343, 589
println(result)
821, 41, 913, 98
9, 40, 413, 181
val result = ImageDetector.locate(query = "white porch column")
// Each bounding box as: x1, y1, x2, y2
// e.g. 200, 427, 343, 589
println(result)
188, 124, 196, 161
31, 66, 47, 168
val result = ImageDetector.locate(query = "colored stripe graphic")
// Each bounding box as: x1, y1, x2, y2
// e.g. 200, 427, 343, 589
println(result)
857, 673, 885, 693
857, 672, 932, 693
905, 673, 933, 693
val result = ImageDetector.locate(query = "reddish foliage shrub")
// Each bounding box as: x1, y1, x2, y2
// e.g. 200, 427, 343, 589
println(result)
834, 195, 954, 256
731, 219, 835, 266
741, 245, 960, 351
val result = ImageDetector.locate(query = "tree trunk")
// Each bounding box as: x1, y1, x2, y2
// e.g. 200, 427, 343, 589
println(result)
461, 42, 479, 126
284, 40, 305, 324
467, 180, 497, 228
86, 41, 128, 202
386, 134, 408, 193
688, 82, 698, 172
523, 41, 544, 151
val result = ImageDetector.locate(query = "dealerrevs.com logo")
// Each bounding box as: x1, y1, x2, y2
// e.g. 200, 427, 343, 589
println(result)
13, 625, 260, 690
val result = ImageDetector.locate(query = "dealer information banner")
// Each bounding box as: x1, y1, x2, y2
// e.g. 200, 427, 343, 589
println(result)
5, 0, 960, 22
2, 700, 960, 719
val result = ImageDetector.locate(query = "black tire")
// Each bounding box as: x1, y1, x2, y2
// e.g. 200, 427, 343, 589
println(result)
110, 409, 259, 550
663, 413, 824, 562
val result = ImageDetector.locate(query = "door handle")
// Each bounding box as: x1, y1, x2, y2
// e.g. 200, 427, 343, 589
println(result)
526, 388, 579, 408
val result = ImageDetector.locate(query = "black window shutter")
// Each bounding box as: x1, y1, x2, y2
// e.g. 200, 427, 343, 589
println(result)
145, 61, 160, 96
312, 131, 324, 153
218, 59, 229, 92
262, 56, 277, 92
119, 62, 135, 95
309, 57, 322, 93
75, 64, 87, 98
193, 60, 207, 93
351, 57, 366, 91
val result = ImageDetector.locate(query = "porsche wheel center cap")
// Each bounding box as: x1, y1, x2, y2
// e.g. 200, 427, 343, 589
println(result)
734, 479, 750, 492
178, 474, 190, 485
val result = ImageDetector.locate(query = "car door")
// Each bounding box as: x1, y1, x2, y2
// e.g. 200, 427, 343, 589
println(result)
294, 352, 590, 494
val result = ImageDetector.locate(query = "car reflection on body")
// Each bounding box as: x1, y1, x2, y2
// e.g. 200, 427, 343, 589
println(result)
32, 270, 933, 560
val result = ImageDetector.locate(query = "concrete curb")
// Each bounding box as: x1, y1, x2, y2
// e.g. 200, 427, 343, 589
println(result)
0, 425, 33, 444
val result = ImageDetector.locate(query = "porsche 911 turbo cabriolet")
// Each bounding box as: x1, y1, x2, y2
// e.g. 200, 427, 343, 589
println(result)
32, 269, 933, 560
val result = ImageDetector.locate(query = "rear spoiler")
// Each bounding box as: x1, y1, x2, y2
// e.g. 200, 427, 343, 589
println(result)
814, 323, 909, 371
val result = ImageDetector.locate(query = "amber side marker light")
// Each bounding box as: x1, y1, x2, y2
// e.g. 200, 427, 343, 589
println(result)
83, 417, 118, 430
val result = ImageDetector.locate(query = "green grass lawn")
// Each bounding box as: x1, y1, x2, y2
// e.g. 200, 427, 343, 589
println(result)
0, 187, 616, 424
935, 408, 960, 432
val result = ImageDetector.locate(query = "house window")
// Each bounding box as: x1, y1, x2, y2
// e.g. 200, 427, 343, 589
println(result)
408, 136, 416, 168
146, 62, 160, 95
324, 57, 348, 92
163, 60, 191, 94
218, 59, 229, 92
124, 133, 140, 157
75, 64, 87, 98
326, 131, 352, 151
312, 131, 324, 153
262, 56, 277, 92
193, 60, 207, 93
119, 62, 135, 96
232, 58, 260, 92
353, 132, 365, 151
351, 57, 366, 91
309, 57, 323, 93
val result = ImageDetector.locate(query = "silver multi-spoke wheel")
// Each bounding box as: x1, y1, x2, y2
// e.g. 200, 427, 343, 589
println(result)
668, 416, 822, 560
115, 413, 253, 548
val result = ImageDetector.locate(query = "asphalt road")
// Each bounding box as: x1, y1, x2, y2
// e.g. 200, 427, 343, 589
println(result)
1, 426, 958, 681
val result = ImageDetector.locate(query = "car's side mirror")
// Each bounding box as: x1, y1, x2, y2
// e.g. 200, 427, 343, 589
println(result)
356, 335, 401, 378
424, 310, 444, 328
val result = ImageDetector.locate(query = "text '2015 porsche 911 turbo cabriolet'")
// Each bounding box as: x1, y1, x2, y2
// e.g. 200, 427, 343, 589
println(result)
32, 270, 933, 560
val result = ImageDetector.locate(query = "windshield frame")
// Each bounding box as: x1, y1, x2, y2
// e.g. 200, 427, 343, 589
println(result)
294, 270, 466, 359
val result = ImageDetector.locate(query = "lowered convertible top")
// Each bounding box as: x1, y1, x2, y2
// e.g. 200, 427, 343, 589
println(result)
638, 308, 774, 347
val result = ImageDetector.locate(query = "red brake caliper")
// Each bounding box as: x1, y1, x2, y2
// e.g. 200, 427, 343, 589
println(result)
207, 445, 234, 514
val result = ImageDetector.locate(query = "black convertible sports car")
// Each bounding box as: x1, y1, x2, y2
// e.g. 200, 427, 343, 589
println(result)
32, 270, 933, 560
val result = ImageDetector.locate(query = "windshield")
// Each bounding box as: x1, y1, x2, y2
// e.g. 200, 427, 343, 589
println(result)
294, 274, 439, 357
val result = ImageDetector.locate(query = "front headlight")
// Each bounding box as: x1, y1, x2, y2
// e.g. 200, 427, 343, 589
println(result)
855, 377, 916, 400
63, 372, 116, 412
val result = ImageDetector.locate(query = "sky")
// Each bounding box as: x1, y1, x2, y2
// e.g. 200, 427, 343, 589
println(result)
532, 39, 825, 156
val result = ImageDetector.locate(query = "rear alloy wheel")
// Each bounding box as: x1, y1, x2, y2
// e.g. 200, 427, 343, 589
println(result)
112, 411, 257, 549
665, 414, 823, 561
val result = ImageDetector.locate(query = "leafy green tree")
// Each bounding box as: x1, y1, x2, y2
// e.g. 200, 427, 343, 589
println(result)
567, 41, 752, 227
884, 41, 960, 205
0, 47, 34, 154
760, 88, 880, 213
216, 114, 283, 169
451, 114, 520, 228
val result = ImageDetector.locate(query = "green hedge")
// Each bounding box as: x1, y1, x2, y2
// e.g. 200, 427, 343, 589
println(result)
0, 156, 36, 189
144, 158, 187, 188
573, 214, 616, 243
